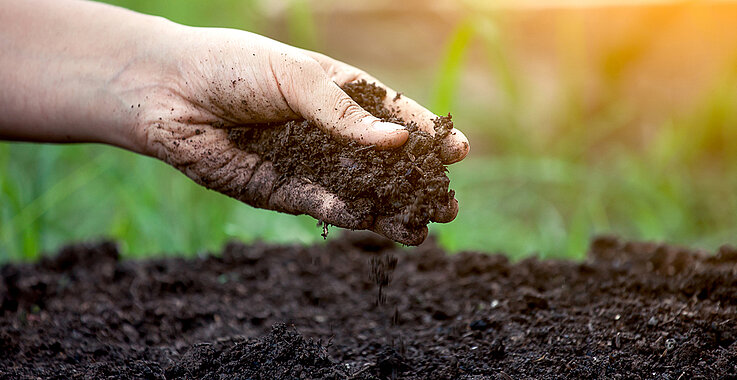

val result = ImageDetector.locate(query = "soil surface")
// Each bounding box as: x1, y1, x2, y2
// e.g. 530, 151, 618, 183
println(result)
228, 81, 455, 232
2, 233, 737, 379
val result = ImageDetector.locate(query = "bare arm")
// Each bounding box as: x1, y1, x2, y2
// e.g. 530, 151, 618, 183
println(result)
0, 0, 168, 151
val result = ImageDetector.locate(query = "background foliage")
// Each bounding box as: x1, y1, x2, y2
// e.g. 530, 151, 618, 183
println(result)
2, 0, 736, 262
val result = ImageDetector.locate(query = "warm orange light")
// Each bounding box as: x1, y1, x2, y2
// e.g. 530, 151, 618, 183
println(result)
460, 0, 734, 9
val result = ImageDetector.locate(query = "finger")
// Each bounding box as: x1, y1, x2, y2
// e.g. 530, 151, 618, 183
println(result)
304, 53, 470, 163
147, 123, 371, 229
438, 128, 470, 164
431, 197, 459, 224
372, 215, 428, 246
149, 122, 436, 245
277, 57, 408, 149
239, 160, 279, 208
374, 85, 470, 164
268, 177, 374, 230
387, 96, 470, 164
145, 125, 262, 197
191, 146, 373, 230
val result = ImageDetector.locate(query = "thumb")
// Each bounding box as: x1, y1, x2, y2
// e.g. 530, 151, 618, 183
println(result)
281, 60, 408, 148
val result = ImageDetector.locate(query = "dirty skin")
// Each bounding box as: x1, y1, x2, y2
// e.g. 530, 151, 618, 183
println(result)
228, 81, 456, 243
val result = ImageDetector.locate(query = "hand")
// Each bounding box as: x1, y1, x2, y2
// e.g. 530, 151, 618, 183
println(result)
128, 25, 471, 244
131, 26, 468, 245
0, 1, 469, 245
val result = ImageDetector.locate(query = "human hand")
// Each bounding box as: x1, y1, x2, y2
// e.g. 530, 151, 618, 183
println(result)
129, 26, 469, 245
0, 0, 468, 245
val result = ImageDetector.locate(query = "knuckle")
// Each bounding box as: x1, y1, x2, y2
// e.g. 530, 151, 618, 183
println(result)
281, 54, 323, 79
141, 123, 180, 163
333, 97, 367, 126
189, 149, 237, 187
198, 150, 261, 200
240, 160, 277, 208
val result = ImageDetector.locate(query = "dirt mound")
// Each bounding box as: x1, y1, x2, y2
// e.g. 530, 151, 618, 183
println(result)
228, 81, 455, 233
2, 233, 737, 379
165, 323, 351, 379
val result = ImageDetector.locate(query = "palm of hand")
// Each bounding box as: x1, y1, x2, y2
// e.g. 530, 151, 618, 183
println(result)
137, 28, 468, 244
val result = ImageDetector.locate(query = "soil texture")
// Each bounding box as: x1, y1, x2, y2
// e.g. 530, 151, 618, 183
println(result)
2, 233, 737, 379
227, 81, 455, 232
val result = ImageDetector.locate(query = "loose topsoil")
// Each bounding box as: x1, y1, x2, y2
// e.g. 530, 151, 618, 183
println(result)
227, 81, 455, 232
2, 233, 737, 379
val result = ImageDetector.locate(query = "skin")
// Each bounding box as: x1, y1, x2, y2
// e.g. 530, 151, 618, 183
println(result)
0, 0, 469, 245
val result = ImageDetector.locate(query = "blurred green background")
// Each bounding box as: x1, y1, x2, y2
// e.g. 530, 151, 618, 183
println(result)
2, 0, 736, 262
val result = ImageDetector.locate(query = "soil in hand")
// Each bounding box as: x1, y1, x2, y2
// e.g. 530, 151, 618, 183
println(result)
2, 234, 737, 379
228, 81, 455, 237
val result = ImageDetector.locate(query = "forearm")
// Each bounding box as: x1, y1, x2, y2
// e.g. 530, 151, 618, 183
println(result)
0, 0, 177, 151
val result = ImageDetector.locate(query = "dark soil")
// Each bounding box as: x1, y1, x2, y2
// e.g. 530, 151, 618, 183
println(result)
3, 233, 737, 379
227, 81, 455, 232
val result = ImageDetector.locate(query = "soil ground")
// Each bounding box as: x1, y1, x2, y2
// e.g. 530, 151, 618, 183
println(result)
2, 233, 737, 379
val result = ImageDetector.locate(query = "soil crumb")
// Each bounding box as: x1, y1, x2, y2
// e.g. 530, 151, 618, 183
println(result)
228, 81, 455, 234
2, 234, 737, 379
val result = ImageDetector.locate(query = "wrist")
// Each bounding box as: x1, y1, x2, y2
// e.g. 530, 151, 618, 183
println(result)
99, 15, 186, 154
0, 0, 185, 153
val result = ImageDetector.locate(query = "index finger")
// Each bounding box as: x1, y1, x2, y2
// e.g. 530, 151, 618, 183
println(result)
304, 51, 470, 164
380, 85, 470, 164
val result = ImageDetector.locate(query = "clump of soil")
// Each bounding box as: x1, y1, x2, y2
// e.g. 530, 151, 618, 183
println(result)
228, 81, 455, 232
3, 234, 737, 379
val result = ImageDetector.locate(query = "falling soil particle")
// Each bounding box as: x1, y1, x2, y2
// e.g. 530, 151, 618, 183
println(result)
2, 234, 737, 378
369, 253, 398, 306
227, 81, 455, 234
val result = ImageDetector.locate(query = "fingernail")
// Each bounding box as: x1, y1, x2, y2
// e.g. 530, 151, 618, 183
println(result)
372, 122, 405, 134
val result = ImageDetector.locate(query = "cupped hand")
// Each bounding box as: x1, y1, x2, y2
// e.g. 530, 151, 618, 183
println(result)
132, 26, 469, 245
